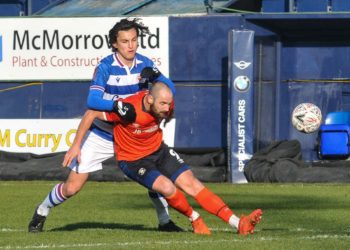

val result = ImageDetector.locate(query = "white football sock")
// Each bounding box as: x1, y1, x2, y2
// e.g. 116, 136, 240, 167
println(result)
228, 215, 240, 229
148, 191, 170, 225
37, 183, 67, 216
189, 210, 200, 222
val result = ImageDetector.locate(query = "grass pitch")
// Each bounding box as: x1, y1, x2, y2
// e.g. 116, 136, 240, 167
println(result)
0, 181, 349, 249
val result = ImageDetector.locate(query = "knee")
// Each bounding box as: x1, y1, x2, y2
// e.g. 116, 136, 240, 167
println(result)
153, 178, 176, 197
162, 184, 176, 197
178, 177, 204, 197
62, 183, 82, 197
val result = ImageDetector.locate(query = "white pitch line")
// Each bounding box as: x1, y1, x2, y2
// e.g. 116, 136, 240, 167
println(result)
301, 235, 350, 240
210, 227, 330, 233
1, 235, 350, 249
0, 240, 227, 249
0, 227, 314, 233
1, 227, 346, 234
0, 228, 25, 232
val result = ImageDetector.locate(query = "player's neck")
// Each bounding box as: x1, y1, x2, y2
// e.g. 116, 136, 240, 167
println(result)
116, 53, 134, 68
121, 58, 133, 68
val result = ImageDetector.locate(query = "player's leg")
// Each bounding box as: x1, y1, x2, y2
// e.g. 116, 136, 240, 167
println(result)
174, 170, 238, 226
148, 190, 183, 232
151, 175, 210, 235
175, 169, 262, 235
38, 171, 88, 215
150, 145, 210, 234
118, 159, 209, 234
28, 131, 112, 233
160, 145, 262, 235
28, 171, 89, 233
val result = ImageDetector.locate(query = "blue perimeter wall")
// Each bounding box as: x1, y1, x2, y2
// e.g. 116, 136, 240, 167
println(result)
245, 14, 350, 161
2, 14, 350, 161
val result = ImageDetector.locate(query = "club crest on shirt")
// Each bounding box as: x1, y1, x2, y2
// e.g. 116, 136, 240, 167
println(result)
138, 168, 146, 176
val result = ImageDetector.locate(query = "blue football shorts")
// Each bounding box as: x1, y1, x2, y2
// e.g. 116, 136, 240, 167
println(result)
118, 143, 190, 189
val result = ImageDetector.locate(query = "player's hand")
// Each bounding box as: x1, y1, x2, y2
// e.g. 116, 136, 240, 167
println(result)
62, 144, 81, 167
138, 66, 161, 89
113, 100, 136, 123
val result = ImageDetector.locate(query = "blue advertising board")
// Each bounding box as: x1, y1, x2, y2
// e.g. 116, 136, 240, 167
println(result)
228, 30, 254, 183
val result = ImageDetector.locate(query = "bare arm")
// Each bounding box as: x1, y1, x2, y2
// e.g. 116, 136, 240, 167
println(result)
62, 110, 104, 167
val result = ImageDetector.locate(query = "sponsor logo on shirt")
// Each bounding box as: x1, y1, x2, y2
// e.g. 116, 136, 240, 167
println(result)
132, 125, 159, 134
138, 168, 146, 176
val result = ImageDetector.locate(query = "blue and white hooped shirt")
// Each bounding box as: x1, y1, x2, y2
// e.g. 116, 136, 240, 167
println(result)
87, 52, 175, 140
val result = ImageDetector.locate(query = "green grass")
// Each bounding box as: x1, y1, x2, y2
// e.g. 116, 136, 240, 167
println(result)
0, 181, 349, 249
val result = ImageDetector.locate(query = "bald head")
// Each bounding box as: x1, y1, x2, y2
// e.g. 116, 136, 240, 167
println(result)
146, 82, 173, 119
149, 81, 173, 100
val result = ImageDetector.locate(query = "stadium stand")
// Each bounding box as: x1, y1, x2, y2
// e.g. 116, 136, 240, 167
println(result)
0, 0, 262, 16
324, 111, 350, 125
318, 112, 350, 159
0, 0, 55, 16
0, 0, 26, 16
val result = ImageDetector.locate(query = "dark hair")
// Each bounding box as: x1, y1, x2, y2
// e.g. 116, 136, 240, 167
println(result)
108, 18, 150, 52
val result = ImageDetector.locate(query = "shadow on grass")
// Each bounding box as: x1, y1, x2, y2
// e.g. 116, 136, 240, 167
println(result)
50, 222, 156, 232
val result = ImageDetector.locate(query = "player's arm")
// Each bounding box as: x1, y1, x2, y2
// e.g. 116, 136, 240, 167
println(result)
156, 73, 176, 95
62, 110, 104, 167
62, 98, 136, 166
111, 99, 136, 123
87, 63, 114, 111
62, 99, 136, 166
142, 59, 176, 95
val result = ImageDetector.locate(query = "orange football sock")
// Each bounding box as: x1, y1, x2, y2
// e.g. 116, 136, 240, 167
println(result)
165, 188, 193, 217
194, 187, 234, 222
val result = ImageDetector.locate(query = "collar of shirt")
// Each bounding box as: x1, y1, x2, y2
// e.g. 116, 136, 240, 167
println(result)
113, 53, 143, 70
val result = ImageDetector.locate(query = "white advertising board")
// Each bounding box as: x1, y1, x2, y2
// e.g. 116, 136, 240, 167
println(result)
0, 17, 169, 80
0, 119, 81, 154
0, 119, 175, 155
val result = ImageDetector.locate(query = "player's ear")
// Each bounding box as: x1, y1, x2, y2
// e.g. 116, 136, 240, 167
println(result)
148, 95, 154, 104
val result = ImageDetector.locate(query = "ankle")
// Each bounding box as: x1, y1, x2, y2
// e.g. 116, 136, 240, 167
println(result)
189, 210, 200, 222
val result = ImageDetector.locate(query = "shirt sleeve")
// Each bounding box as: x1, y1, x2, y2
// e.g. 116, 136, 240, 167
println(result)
103, 111, 121, 122
144, 58, 176, 95
87, 63, 114, 111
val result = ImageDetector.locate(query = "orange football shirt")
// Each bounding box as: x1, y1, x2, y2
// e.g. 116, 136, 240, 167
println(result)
104, 90, 164, 161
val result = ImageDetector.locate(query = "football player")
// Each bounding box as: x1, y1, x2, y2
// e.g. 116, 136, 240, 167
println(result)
65, 82, 263, 235
28, 18, 181, 233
